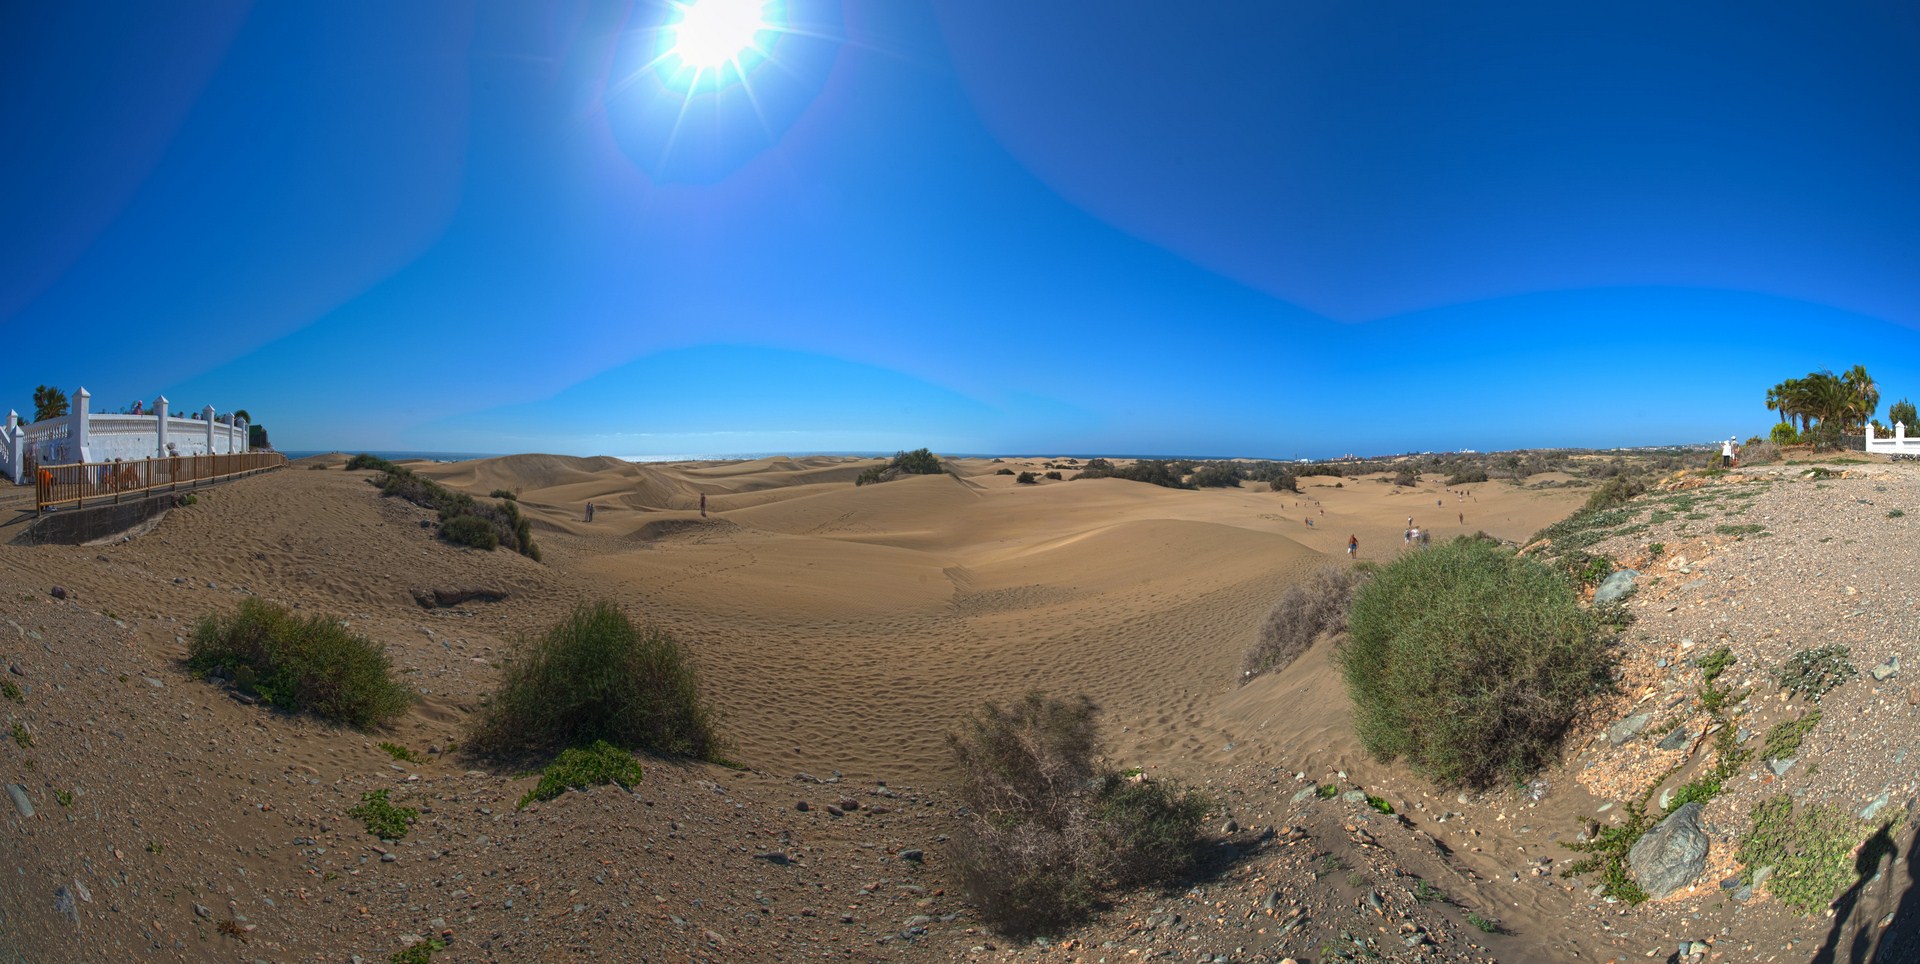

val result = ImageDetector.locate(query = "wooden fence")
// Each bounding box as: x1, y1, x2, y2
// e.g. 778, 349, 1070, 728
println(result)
34, 452, 287, 513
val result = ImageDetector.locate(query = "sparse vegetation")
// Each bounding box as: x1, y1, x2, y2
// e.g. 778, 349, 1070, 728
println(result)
1015, 471, 1038, 485
187, 598, 413, 729
379, 742, 425, 764
1738, 794, 1900, 913
946, 692, 1207, 937
517, 740, 644, 809
1764, 711, 1821, 761
856, 448, 945, 486
1242, 566, 1368, 681
1, 678, 20, 703
1043, 470, 1063, 481
11, 723, 32, 747
55, 789, 73, 807
1773, 645, 1858, 702
349, 789, 418, 840
1189, 463, 1242, 488
1337, 537, 1613, 789
466, 602, 721, 761
1316, 783, 1338, 799
391, 937, 448, 963
356, 458, 541, 560
1465, 912, 1502, 934
489, 488, 517, 501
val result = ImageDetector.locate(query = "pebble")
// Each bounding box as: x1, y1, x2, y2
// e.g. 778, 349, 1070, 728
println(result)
5, 784, 31, 819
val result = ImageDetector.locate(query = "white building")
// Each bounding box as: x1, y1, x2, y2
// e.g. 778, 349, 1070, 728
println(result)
0, 388, 249, 484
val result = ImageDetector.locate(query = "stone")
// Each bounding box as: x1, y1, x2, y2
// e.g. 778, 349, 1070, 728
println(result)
1340, 790, 1368, 805
1289, 786, 1318, 804
1594, 569, 1640, 605
48, 586, 67, 600
1608, 712, 1653, 746
1657, 727, 1691, 751
795, 800, 809, 812
1872, 656, 1900, 682
898, 849, 924, 862
1628, 802, 1710, 899
754, 851, 793, 865
6, 784, 32, 819
1861, 792, 1891, 822
193, 903, 212, 919
1768, 757, 1796, 776
1222, 818, 1239, 834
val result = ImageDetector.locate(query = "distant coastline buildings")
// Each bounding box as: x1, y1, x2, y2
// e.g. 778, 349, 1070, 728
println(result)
0, 388, 250, 484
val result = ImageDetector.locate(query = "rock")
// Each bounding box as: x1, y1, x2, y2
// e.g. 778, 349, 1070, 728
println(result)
1768, 757, 1796, 776
1658, 788, 1674, 811
898, 849, 924, 862
795, 800, 810, 812
1594, 570, 1639, 605
1222, 818, 1239, 834
410, 588, 509, 610
1629, 802, 1710, 899
753, 851, 793, 865
837, 797, 860, 812
193, 903, 212, 919
1872, 656, 1900, 681
144, 677, 164, 688
1608, 712, 1653, 746
1289, 786, 1318, 804
6, 784, 32, 819
1657, 728, 1691, 751
1861, 792, 1891, 822
1340, 790, 1368, 805
48, 586, 67, 600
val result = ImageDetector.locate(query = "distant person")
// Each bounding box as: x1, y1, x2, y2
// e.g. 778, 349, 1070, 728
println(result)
700, 493, 707, 517
584, 501, 594, 523
1722, 437, 1734, 467
1406, 516, 1413, 527
1458, 511, 1464, 525
1420, 528, 1430, 547
1436, 498, 1443, 507
1347, 534, 1357, 558
1404, 527, 1412, 545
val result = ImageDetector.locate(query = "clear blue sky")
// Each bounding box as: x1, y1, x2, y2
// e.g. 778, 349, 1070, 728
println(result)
5, 1, 1919, 457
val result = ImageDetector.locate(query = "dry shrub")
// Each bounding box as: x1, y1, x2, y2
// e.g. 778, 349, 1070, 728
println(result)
1242, 566, 1368, 681
947, 693, 1206, 937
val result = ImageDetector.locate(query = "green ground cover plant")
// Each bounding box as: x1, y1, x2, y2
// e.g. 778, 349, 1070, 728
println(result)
1738, 795, 1901, 913
352, 455, 539, 560
1773, 646, 1857, 702
466, 602, 721, 761
187, 599, 412, 729
1337, 537, 1613, 788
349, 789, 417, 840
1764, 711, 1821, 761
517, 740, 645, 809
946, 692, 1207, 938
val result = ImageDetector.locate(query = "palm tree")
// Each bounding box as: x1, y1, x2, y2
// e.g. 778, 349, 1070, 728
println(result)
1841, 365, 1877, 432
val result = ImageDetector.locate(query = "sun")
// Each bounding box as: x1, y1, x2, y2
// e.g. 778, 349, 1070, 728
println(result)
668, 0, 770, 71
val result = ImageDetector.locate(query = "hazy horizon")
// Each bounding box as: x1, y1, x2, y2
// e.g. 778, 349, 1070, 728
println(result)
5, 2, 1918, 455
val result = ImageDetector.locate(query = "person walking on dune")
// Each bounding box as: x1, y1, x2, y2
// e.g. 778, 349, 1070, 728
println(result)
1347, 534, 1358, 558
584, 501, 594, 523
700, 493, 708, 517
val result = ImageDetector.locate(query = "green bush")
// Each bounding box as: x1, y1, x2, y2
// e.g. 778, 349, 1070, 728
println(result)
465, 602, 721, 761
490, 489, 517, 501
1336, 538, 1614, 788
1446, 466, 1489, 485
1890, 399, 1917, 434
1015, 471, 1039, 484
995, 468, 1014, 476
1769, 422, 1799, 446
1581, 475, 1647, 514
1109, 460, 1192, 489
1043, 470, 1063, 481
1804, 421, 1845, 451
441, 515, 499, 550
345, 453, 396, 472
518, 740, 645, 809
1764, 711, 1821, 761
1269, 472, 1298, 492
1243, 566, 1367, 681
1392, 468, 1418, 487
187, 599, 413, 729
1189, 464, 1242, 488
1738, 795, 1898, 913
947, 692, 1207, 937
892, 448, 943, 475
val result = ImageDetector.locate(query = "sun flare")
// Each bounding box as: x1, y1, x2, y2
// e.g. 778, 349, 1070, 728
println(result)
669, 0, 769, 70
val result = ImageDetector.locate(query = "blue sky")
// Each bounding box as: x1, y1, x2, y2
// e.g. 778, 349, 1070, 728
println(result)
5, 1, 1918, 457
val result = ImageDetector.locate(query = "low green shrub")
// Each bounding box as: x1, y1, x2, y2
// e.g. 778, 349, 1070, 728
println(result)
1242, 566, 1368, 681
1764, 711, 1821, 761
441, 515, 498, 550
1739, 795, 1899, 913
1043, 470, 1063, 481
1773, 646, 1857, 702
391, 938, 447, 964
1445, 467, 1488, 485
345, 453, 397, 472
465, 602, 721, 761
995, 468, 1014, 476
947, 692, 1207, 937
489, 489, 517, 501
379, 742, 425, 764
1769, 422, 1799, 446
349, 789, 418, 840
187, 599, 412, 729
1, 679, 20, 703
1015, 471, 1038, 484
517, 740, 645, 809
1337, 537, 1613, 788
1189, 464, 1242, 488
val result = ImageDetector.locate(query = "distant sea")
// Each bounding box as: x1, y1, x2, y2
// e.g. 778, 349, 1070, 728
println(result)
279, 450, 503, 463
281, 450, 1330, 464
